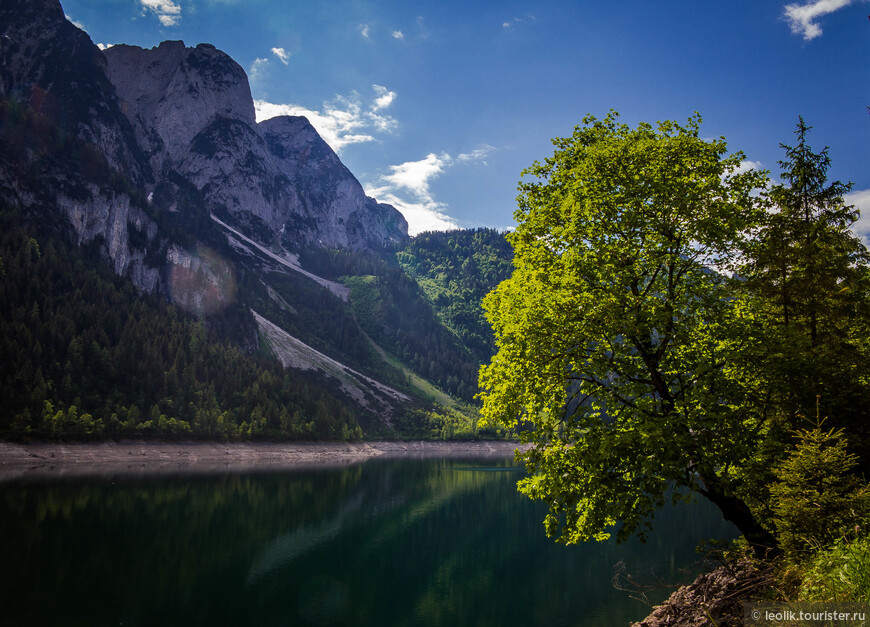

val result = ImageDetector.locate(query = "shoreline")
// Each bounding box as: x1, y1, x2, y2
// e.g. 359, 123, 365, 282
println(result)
0, 440, 524, 481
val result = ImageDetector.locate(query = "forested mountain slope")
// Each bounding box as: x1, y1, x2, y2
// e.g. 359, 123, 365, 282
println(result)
396, 229, 514, 365
0, 0, 515, 440
0, 203, 363, 440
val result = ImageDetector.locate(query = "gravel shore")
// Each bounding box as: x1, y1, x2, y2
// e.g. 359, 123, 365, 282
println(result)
0, 440, 523, 481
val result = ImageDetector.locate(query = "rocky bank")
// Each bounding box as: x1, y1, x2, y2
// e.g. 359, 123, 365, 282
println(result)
632, 560, 774, 627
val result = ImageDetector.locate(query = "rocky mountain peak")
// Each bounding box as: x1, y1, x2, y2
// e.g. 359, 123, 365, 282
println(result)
260, 114, 409, 249
1, 0, 408, 309
104, 38, 407, 250
0, 0, 147, 182
105, 40, 255, 165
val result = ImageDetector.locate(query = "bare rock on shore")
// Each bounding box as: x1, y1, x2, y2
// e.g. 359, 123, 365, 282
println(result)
632, 560, 773, 627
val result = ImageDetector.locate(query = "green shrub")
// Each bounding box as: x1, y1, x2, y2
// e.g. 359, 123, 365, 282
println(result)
800, 537, 870, 602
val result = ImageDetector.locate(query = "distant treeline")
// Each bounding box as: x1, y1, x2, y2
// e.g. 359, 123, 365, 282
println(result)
0, 206, 518, 442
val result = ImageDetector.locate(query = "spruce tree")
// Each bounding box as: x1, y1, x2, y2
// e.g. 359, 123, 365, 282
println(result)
745, 118, 870, 448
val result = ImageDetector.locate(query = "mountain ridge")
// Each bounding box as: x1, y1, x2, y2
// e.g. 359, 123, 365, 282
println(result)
0, 0, 514, 441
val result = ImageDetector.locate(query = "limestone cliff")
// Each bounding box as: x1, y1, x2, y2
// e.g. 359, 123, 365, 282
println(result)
103, 41, 408, 250
0, 0, 148, 183
0, 0, 159, 290
261, 115, 408, 249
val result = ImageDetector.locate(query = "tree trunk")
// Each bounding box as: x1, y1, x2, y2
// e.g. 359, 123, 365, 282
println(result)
699, 472, 780, 560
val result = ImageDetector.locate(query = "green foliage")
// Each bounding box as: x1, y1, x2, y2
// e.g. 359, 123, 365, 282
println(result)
770, 420, 870, 557
257, 269, 382, 373
479, 113, 870, 560
341, 274, 383, 333
479, 111, 774, 548
396, 228, 514, 364
798, 537, 870, 603
391, 406, 509, 441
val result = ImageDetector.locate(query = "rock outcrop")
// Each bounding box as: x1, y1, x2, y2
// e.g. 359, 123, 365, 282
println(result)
105, 41, 255, 167
57, 188, 162, 292
104, 41, 408, 250
0, 0, 160, 291
0, 0, 148, 183
260, 115, 408, 249
631, 561, 773, 627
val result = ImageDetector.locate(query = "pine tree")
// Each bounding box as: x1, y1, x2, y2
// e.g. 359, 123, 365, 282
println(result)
745, 118, 870, 445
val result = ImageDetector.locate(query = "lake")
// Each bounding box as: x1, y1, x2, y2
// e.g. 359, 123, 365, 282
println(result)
0, 455, 736, 626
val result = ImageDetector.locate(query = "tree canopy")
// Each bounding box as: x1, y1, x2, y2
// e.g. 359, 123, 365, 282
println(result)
479, 112, 777, 553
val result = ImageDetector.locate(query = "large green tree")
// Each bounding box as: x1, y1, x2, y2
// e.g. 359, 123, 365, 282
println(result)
479, 112, 779, 555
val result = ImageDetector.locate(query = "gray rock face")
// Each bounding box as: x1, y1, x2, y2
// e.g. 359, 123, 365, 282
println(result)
104, 41, 408, 250
0, 0, 161, 295
105, 42, 255, 167
58, 188, 162, 293
0, 0, 148, 183
179, 115, 306, 235
0, 0, 413, 417
261, 115, 408, 249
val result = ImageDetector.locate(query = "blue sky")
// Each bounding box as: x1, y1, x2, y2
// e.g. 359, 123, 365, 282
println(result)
63, 0, 869, 236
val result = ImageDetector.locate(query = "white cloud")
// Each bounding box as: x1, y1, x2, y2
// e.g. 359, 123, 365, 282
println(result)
254, 85, 398, 153
415, 16, 430, 40
65, 14, 86, 30
140, 0, 182, 26
367, 154, 455, 235
368, 188, 460, 235
271, 47, 291, 65
392, 30, 405, 39
458, 145, 496, 164
503, 14, 536, 29
846, 189, 870, 244
96, 43, 115, 50
783, 0, 854, 40
736, 159, 764, 173
359, 24, 370, 39
372, 84, 396, 111
365, 147, 493, 235
249, 57, 269, 82
256, 99, 373, 150
381, 153, 452, 199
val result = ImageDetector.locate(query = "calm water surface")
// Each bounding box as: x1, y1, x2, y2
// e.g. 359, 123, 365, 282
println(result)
0, 456, 735, 626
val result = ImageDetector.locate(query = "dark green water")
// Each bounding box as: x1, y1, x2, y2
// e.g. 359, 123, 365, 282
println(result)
0, 457, 735, 626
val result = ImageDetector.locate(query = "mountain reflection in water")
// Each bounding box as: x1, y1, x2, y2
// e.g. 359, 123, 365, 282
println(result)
0, 456, 736, 627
